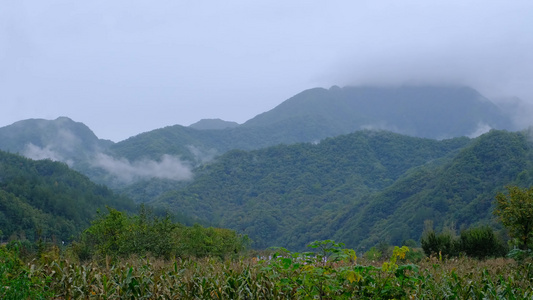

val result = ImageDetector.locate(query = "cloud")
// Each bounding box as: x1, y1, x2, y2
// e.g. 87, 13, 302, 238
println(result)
187, 145, 217, 164
22, 143, 73, 166
92, 153, 193, 183
20, 125, 86, 166
2, 1, 533, 141
467, 123, 492, 139
325, 1, 533, 103
492, 97, 533, 130
361, 122, 402, 134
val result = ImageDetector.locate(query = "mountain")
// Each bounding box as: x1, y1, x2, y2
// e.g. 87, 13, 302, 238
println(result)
0, 85, 520, 193
189, 119, 239, 130
0, 86, 529, 251
0, 117, 194, 189
242, 85, 513, 139
0, 150, 136, 243
332, 129, 533, 250
150, 130, 472, 249
111, 85, 516, 165
150, 129, 533, 250
0, 116, 113, 166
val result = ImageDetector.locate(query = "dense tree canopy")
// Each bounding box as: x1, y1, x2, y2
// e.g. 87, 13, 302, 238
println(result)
151, 130, 471, 249
0, 150, 136, 243
150, 129, 533, 251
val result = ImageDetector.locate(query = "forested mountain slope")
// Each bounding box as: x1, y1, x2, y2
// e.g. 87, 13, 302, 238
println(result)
0, 151, 136, 243
151, 129, 533, 251
332, 129, 533, 250
152, 130, 472, 249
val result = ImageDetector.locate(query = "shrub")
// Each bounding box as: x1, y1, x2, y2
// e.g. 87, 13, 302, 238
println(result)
459, 226, 507, 259
363, 246, 381, 261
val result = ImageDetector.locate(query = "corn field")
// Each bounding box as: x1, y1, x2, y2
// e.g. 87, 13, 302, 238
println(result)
1, 243, 533, 299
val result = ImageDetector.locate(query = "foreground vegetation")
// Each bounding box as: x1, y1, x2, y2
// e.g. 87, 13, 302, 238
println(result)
2, 240, 533, 299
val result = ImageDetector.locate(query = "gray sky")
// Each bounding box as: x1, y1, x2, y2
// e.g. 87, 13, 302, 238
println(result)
2, 1, 533, 141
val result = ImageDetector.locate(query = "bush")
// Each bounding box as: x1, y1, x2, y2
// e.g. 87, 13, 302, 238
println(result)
420, 229, 460, 258
421, 226, 508, 259
363, 246, 381, 261
459, 226, 507, 259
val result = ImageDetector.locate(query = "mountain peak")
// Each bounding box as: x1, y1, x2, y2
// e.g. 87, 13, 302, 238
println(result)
242, 85, 514, 139
189, 118, 240, 130
0, 117, 112, 164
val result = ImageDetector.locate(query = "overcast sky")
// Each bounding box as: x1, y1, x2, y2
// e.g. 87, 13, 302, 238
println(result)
2, 1, 533, 141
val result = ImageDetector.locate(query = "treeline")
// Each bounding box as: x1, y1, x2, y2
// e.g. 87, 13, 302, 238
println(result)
72, 206, 249, 261
420, 226, 507, 259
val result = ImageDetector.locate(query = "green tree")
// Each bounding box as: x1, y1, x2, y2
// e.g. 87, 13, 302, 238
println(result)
420, 229, 460, 258
494, 186, 533, 250
84, 207, 128, 257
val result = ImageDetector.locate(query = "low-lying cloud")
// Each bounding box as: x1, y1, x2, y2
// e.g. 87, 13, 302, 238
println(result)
187, 145, 217, 164
467, 123, 492, 139
23, 143, 73, 166
92, 153, 193, 183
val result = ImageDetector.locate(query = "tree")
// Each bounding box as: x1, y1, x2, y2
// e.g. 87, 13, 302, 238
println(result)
459, 226, 507, 259
494, 186, 533, 250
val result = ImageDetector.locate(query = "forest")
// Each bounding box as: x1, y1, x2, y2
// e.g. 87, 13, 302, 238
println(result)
146, 129, 533, 250
0, 150, 136, 243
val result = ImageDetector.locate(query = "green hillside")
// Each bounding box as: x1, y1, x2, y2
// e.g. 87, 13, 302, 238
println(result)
150, 129, 533, 251
152, 130, 472, 249
333, 129, 533, 250
0, 150, 136, 243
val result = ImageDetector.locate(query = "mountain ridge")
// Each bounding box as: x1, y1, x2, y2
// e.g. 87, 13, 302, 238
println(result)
109, 85, 517, 168
0, 85, 524, 192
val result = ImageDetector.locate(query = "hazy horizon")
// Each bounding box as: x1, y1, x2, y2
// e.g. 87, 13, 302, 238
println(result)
2, 1, 533, 141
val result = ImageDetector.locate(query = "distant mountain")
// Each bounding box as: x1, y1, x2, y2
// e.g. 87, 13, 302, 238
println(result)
189, 119, 239, 130
243, 85, 514, 139
0, 116, 112, 165
112, 85, 516, 165
0, 117, 195, 189
0, 85, 521, 193
0, 150, 136, 243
